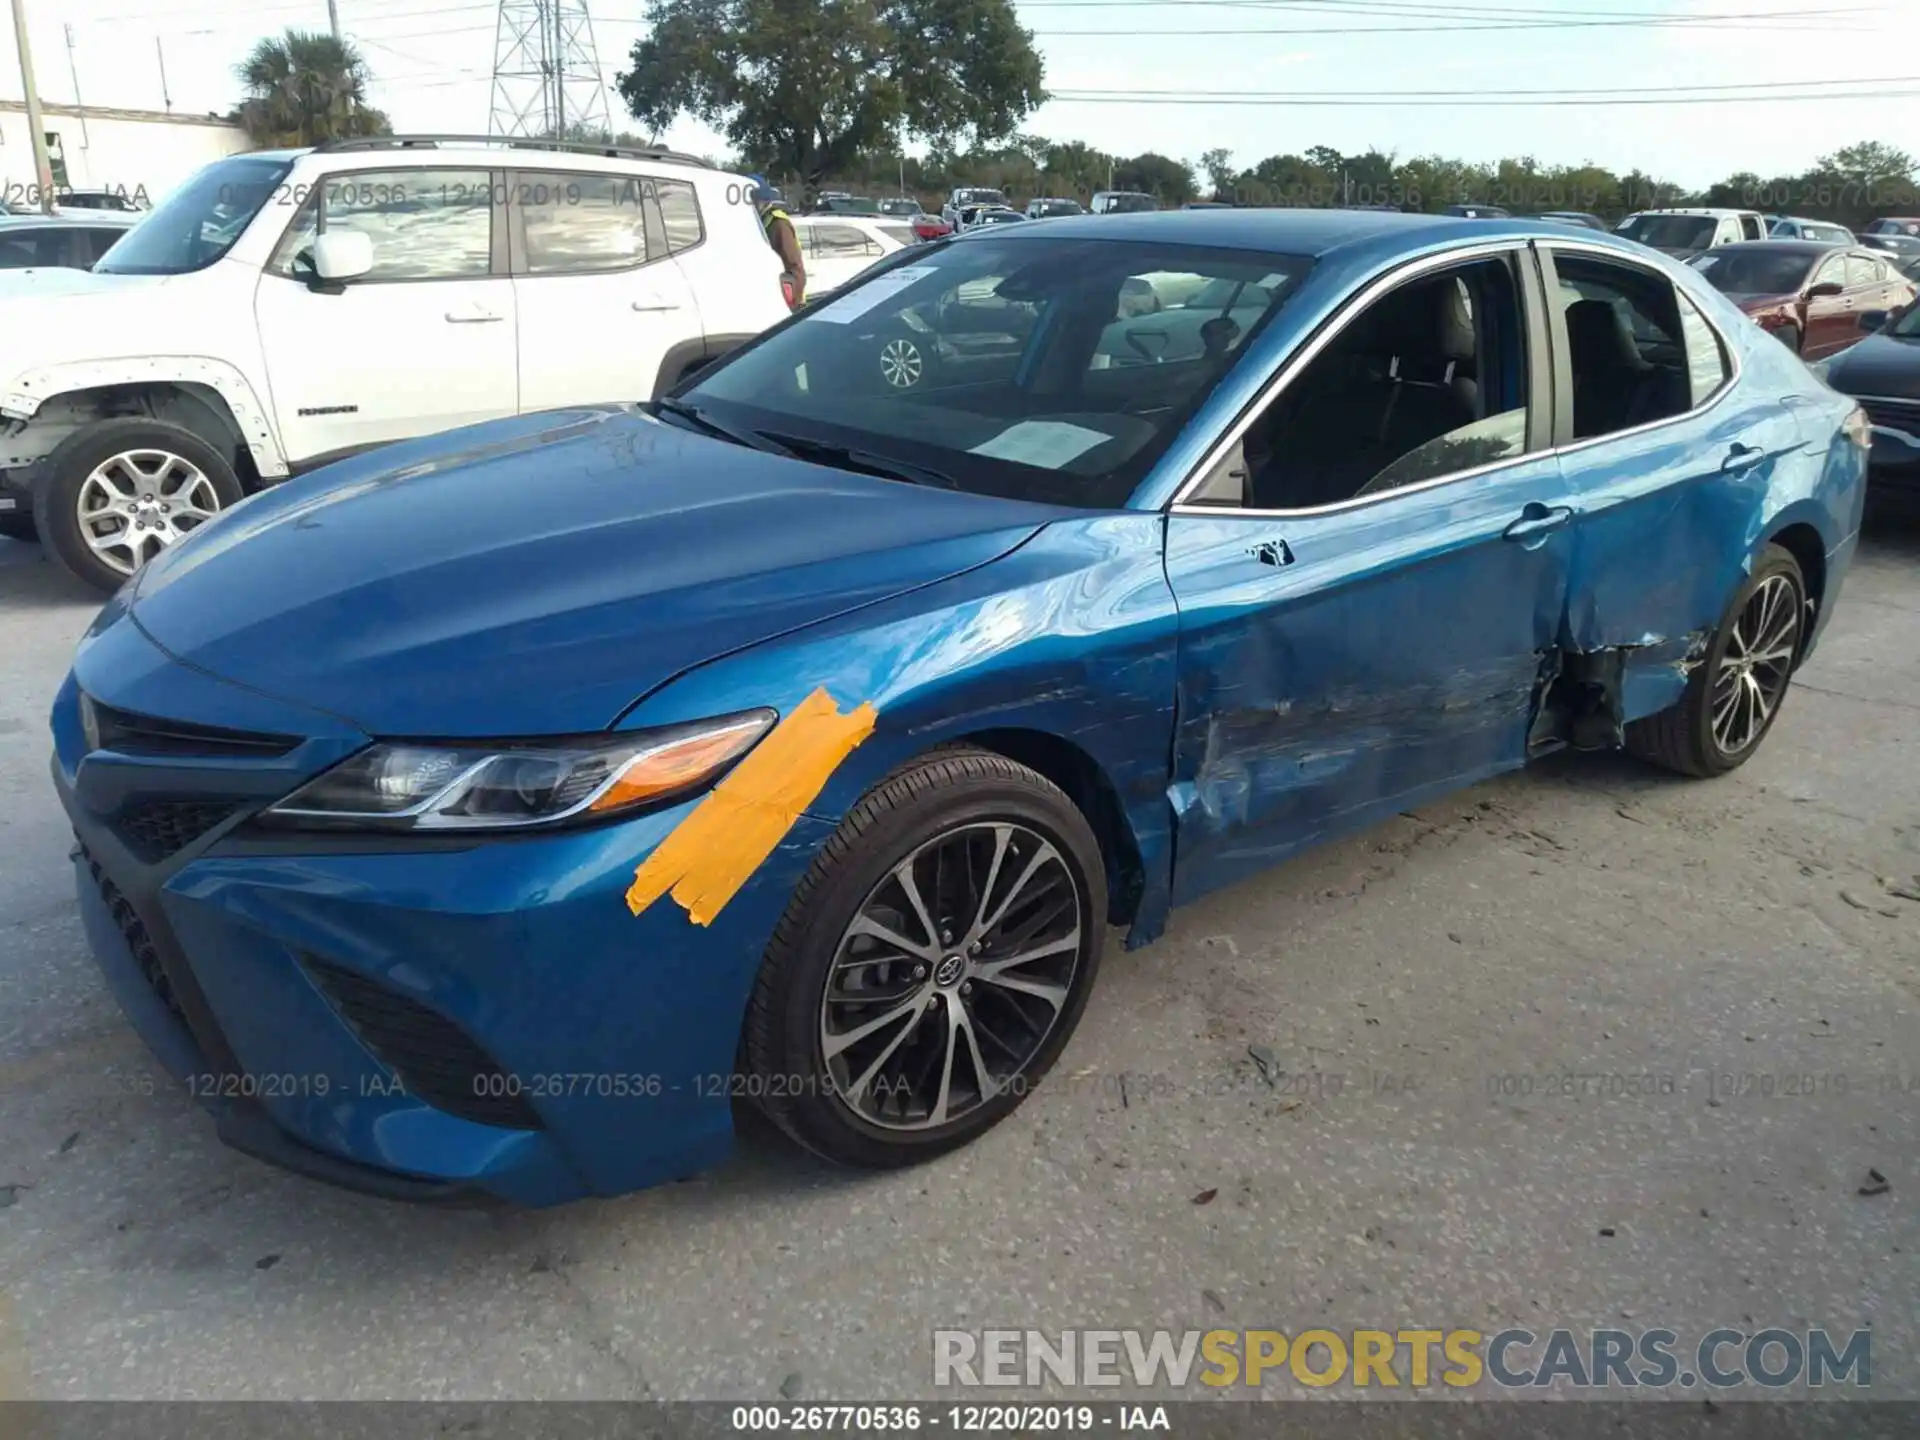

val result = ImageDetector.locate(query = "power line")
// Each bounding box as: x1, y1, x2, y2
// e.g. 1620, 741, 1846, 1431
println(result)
1051, 74, 1920, 98
1032, 14, 1864, 35
1042, 87, 1920, 105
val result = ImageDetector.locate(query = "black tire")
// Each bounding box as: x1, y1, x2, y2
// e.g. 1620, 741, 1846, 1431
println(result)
0, 510, 35, 543
742, 748, 1107, 1169
1774, 323, 1802, 354
1625, 543, 1807, 778
33, 417, 243, 593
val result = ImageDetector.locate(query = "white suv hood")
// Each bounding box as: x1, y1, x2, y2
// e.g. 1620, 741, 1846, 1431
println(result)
0, 268, 208, 391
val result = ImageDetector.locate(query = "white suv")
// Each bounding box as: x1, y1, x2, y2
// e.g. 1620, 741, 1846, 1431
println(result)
0, 135, 789, 591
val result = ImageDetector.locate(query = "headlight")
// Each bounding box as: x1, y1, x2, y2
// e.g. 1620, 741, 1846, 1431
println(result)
259, 710, 775, 832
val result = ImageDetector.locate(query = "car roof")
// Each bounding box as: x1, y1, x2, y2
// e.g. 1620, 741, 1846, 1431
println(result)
0, 212, 138, 231
972, 206, 1602, 259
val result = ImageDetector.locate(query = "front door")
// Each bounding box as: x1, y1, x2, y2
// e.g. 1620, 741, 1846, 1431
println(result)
1163, 245, 1575, 905
1802, 251, 1854, 358
509, 168, 704, 411
253, 167, 518, 463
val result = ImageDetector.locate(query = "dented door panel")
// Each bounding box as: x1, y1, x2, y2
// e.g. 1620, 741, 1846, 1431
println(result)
1553, 361, 1808, 726
1163, 455, 1574, 908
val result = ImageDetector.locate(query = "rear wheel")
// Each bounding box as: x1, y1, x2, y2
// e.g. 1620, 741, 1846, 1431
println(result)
877, 332, 931, 391
1626, 544, 1807, 777
742, 749, 1106, 1169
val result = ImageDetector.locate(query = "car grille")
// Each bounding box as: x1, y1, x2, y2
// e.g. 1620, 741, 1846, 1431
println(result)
79, 843, 187, 1028
303, 956, 544, 1132
114, 800, 242, 863
1859, 396, 1920, 437
87, 699, 299, 759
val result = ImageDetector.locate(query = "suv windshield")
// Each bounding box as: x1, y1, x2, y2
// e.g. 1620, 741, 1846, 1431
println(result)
94, 154, 292, 275
678, 237, 1313, 508
957, 190, 1007, 207
1691, 248, 1820, 296
1617, 214, 1716, 249
1890, 302, 1920, 339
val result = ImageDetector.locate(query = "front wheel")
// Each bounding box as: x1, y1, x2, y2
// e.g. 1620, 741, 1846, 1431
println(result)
1625, 543, 1807, 777
877, 332, 932, 391
34, 418, 242, 592
741, 749, 1107, 1169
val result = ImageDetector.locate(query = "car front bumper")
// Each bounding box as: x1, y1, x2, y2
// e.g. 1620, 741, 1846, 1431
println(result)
52, 618, 828, 1208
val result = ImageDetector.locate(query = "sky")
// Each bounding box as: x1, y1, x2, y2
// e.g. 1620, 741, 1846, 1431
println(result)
3, 0, 1918, 190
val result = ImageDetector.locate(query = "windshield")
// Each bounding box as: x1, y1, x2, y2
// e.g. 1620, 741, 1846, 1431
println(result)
1617, 214, 1716, 249
94, 154, 292, 275
1690, 248, 1818, 295
958, 190, 1006, 206
1866, 220, 1920, 236
678, 237, 1313, 508
1890, 302, 1920, 338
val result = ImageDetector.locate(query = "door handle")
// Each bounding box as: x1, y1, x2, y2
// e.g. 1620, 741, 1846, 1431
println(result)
632, 297, 682, 312
445, 308, 503, 323
1502, 503, 1573, 544
1721, 442, 1765, 474
1249, 537, 1294, 568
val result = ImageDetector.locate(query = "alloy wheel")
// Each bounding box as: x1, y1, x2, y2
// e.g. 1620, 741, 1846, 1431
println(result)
820, 822, 1085, 1132
1710, 572, 1802, 756
880, 337, 924, 389
75, 449, 223, 576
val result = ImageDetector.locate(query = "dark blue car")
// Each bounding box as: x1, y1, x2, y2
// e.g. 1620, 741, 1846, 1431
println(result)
52, 210, 1870, 1206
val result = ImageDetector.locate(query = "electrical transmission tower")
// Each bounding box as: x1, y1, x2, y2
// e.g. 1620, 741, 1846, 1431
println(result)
489, 0, 614, 141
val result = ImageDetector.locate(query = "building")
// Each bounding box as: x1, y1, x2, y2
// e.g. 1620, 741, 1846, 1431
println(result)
1, 100, 251, 210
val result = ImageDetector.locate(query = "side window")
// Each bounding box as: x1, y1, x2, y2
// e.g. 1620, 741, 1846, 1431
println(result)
1812, 254, 1847, 290
1740, 215, 1763, 241
0, 235, 40, 269
657, 179, 702, 253
1209, 257, 1529, 510
1553, 253, 1696, 442
270, 169, 493, 281
1676, 292, 1730, 407
519, 171, 649, 274
813, 224, 872, 258
1845, 254, 1878, 289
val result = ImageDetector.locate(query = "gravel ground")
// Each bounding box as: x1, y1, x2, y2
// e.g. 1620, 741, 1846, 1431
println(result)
0, 514, 1914, 1403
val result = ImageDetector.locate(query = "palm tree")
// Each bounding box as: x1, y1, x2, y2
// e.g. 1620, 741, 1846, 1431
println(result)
235, 30, 391, 148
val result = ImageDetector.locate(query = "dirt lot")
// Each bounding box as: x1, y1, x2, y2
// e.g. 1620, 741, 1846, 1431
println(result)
0, 514, 1914, 1401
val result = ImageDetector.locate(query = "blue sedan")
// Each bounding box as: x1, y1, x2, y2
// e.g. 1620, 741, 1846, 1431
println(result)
52, 210, 1870, 1206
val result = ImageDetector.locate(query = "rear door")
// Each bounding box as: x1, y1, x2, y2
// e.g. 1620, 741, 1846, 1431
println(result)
508, 167, 702, 411
1537, 241, 1798, 723
253, 167, 519, 462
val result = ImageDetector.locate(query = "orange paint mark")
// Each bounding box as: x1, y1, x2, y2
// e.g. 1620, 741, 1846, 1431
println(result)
624, 688, 878, 926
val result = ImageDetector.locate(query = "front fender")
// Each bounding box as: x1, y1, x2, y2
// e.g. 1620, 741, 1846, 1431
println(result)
618, 512, 1184, 946
0, 355, 288, 479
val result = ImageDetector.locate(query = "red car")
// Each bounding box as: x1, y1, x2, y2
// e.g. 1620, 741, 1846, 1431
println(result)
1689, 240, 1917, 357
910, 214, 953, 241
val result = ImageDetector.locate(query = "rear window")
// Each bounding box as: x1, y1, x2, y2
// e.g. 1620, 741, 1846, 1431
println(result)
1617, 214, 1716, 248
877, 223, 916, 247
1690, 248, 1817, 295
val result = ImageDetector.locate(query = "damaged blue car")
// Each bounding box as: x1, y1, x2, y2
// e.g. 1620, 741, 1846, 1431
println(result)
52, 210, 1869, 1205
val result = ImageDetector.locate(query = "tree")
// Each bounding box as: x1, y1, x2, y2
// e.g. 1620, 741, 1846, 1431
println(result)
235, 30, 390, 148
1200, 147, 1235, 202
1113, 152, 1195, 205
617, 0, 1046, 198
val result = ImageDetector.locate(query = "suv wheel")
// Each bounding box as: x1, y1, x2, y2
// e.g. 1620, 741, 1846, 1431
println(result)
35, 418, 242, 592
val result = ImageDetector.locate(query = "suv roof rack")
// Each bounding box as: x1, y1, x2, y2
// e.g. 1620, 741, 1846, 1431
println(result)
309, 134, 717, 171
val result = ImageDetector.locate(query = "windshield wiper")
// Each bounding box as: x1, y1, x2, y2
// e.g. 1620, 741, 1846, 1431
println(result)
647, 397, 789, 454
753, 431, 961, 490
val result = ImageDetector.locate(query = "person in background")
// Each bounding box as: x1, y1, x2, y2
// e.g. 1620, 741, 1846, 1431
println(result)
751, 177, 806, 311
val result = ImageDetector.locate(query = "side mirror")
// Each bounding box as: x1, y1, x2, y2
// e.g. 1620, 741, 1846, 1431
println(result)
1859, 309, 1889, 333
1807, 281, 1844, 300
312, 230, 373, 284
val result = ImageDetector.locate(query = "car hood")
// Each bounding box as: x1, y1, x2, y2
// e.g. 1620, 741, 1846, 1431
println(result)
1825, 332, 1920, 398
0, 266, 197, 390
127, 407, 1057, 737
